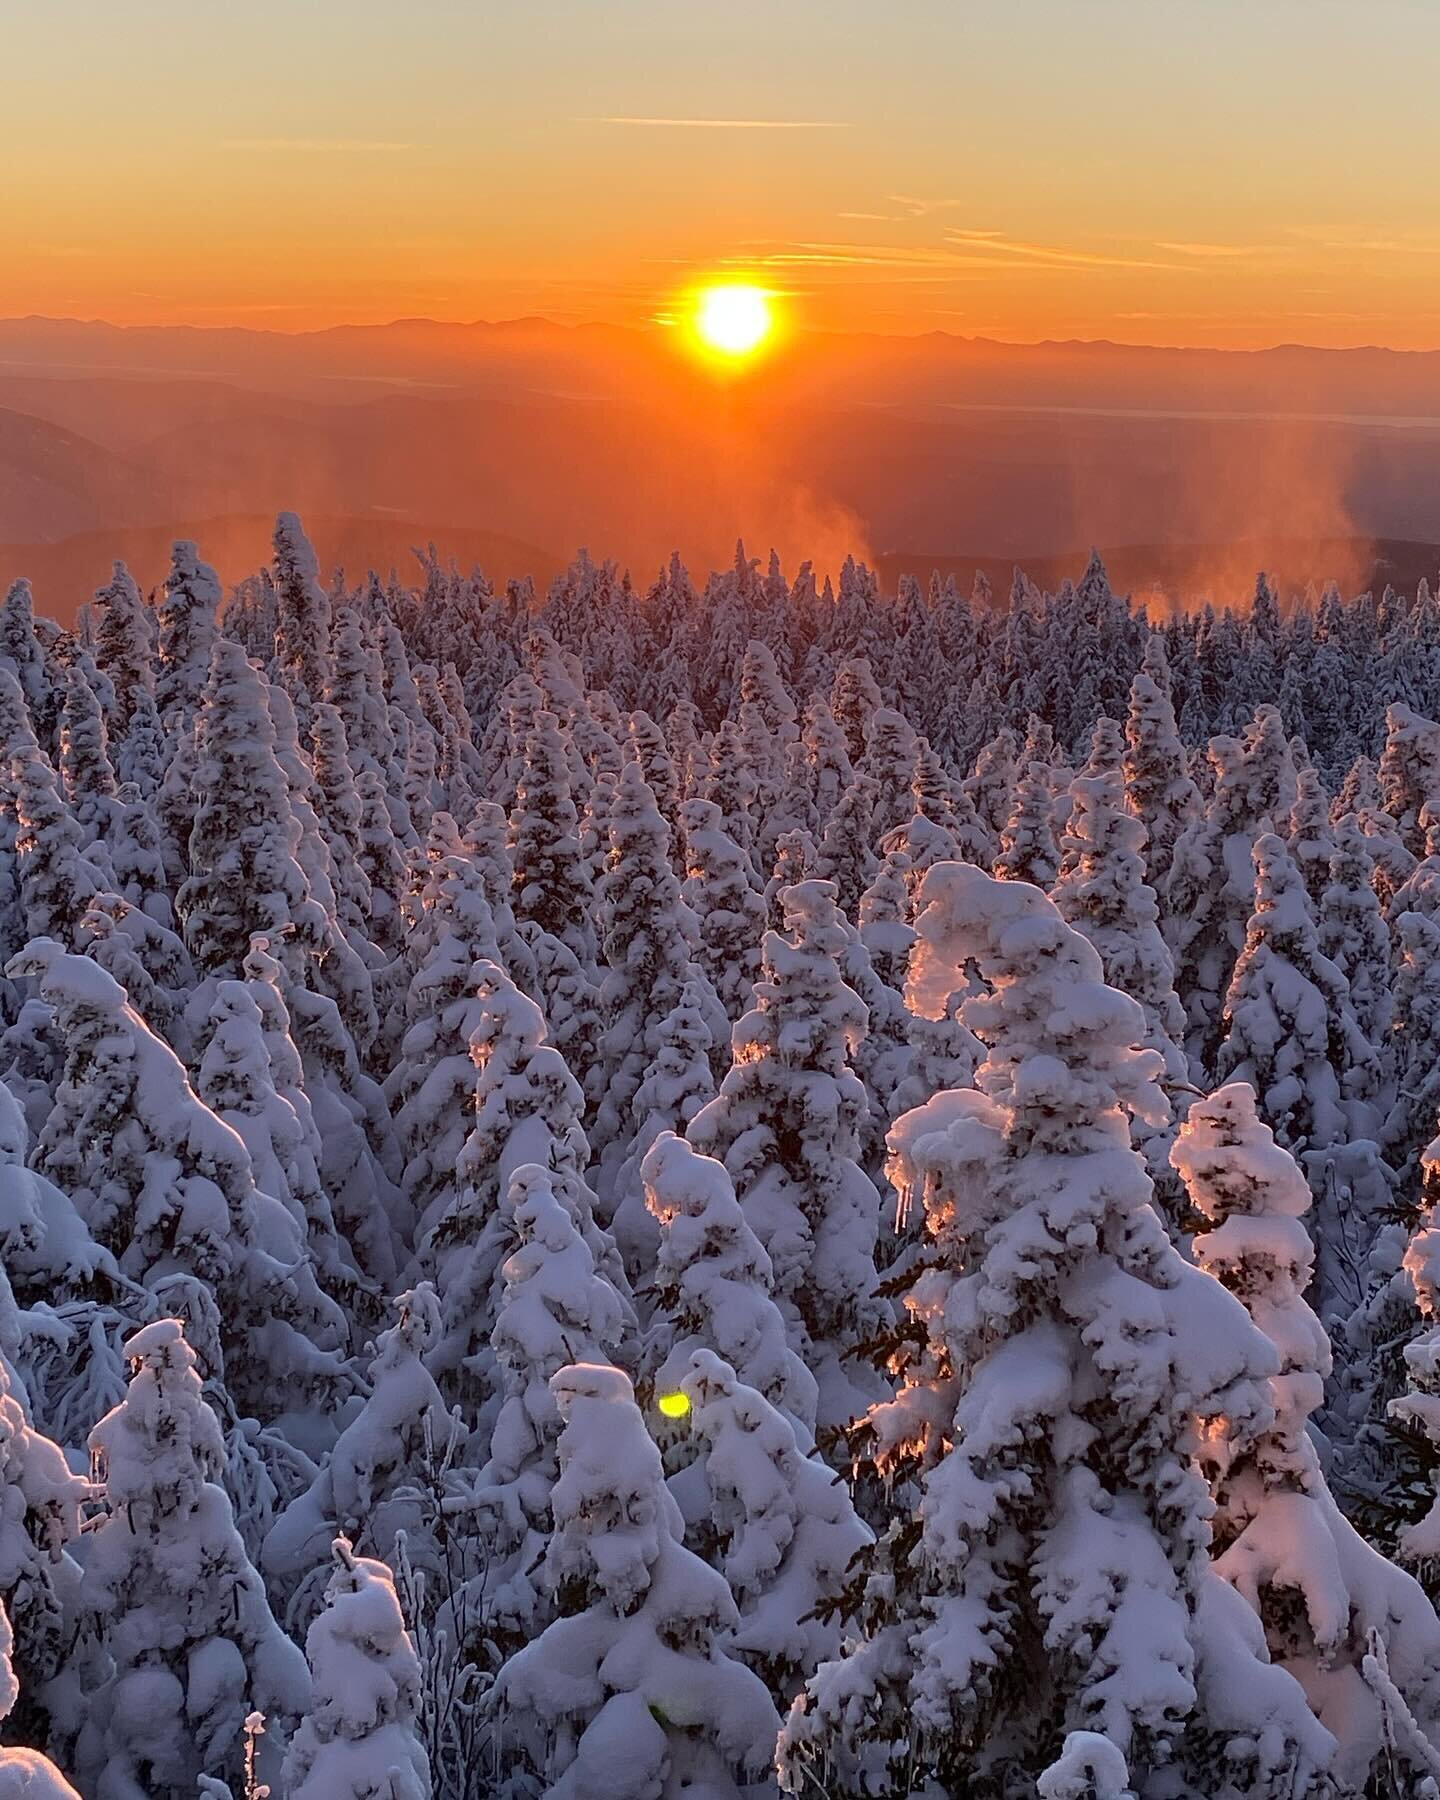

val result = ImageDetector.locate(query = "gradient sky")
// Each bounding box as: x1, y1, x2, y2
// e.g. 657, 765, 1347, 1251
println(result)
9, 0, 1440, 347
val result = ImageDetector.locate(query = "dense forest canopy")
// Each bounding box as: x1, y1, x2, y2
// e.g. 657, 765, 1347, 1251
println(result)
0, 518, 1437, 1795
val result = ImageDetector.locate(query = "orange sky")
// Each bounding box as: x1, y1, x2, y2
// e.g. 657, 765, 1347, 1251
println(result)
8, 1, 1440, 349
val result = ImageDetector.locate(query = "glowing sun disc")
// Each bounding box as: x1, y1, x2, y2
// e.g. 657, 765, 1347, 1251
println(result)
695, 284, 773, 357
657, 1391, 692, 1419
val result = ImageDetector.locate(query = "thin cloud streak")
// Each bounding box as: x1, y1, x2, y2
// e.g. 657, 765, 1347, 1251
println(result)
943, 231, 1185, 273
741, 234, 1186, 276
584, 116, 851, 129
221, 137, 414, 153
887, 195, 966, 216
1155, 241, 1292, 258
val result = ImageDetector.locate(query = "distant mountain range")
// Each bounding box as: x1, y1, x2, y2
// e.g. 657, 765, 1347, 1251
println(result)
4, 313, 1440, 617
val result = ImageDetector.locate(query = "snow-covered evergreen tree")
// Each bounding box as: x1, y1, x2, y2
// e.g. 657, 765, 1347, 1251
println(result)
641, 1130, 817, 1439
10, 939, 348, 1420
1215, 833, 1386, 1309
689, 878, 887, 1432
1124, 638, 1202, 893
594, 758, 723, 1189
90, 563, 153, 736
508, 707, 596, 971
155, 541, 220, 726
1178, 1083, 1440, 1791
608, 978, 716, 1279
282, 1537, 430, 1800
450, 1162, 626, 1657
674, 1348, 870, 1705
178, 640, 326, 983
77, 1318, 309, 1800
494, 1362, 780, 1799
681, 796, 766, 1021
994, 758, 1060, 886
780, 863, 1333, 1799
0, 1594, 80, 1800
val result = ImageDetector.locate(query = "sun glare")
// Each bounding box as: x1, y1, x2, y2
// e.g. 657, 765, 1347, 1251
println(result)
694, 283, 774, 358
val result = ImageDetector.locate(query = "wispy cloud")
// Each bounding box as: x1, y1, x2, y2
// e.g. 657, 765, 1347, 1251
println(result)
942, 231, 1187, 273
887, 195, 966, 217
584, 116, 850, 130
836, 197, 974, 224
1155, 240, 1291, 258
1287, 226, 1440, 256
221, 137, 414, 153
735, 242, 1012, 271
1324, 238, 1440, 255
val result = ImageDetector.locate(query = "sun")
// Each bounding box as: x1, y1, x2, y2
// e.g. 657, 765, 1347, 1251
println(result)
693, 283, 775, 358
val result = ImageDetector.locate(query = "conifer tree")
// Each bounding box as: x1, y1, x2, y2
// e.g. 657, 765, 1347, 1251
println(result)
1318, 815, 1393, 1056
0, 1356, 85, 1757
245, 933, 404, 1293
494, 1362, 780, 1800
415, 958, 631, 1421
1169, 707, 1298, 1066
594, 759, 723, 1187
763, 826, 818, 934
77, 1319, 309, 1800
271, 513, 333, 728
641, 1130, 817, 1439
608, 978, 716, 1279
780, 864, 1332, 1799
57, 658, 120, 864
1178, 1083, 1440, 1791
0, 583, 50, 741
858, 850, 915, 994
680, 796, 765, 1021
0, 1594, 81, 1799
1124, 639, 1202, 894
509, 708, 596, 971
282, 1538, 430, 1800
263, 1285, 461, 1618
1378, 702, 1440, 857
700, 717, 759, 867
384, 879, 504, 1245
830, 657, 883, 765
1215, 833, 1385, 1307
962, 725, 1020, 842
1053, 750, 1189, 1203
326, 609, 395, 781
178, 641, 326, 983
353, 770, 407, 956
452, 1163, 626, 1656
308, 702, 372, 937
689, 878, 887, 1432
155, 540, 221, 725
197, 978, 359, 1311
675, 1348, 872, 1706
1287, 764, 1338, 908
90, 562, 153, 735
1383, 909, 1440, 1191
994, 758, 1060, 887
10, 939, 348, 1418
859, 708, 921, 840
815, 772, 879, 920
802, 694, 854, 825
626, 707, 680, 833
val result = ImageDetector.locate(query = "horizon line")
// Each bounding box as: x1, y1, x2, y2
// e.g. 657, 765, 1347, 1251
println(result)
3, 309, 1440, 360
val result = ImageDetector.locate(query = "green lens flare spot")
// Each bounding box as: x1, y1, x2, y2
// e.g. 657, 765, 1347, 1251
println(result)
657, 1391, 691, 1420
